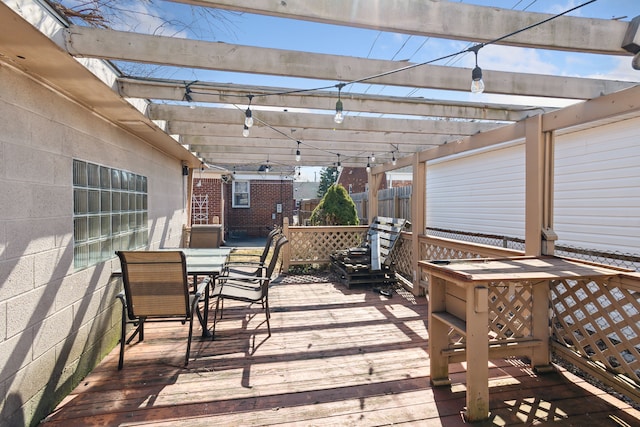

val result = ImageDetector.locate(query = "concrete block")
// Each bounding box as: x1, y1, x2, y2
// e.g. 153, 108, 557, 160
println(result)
0, 301, 6, 341
0, 332, 33, 383
5, 218, 57, 259
33, 306, 74, 359
6, 285, 57, 339
6, 349, 56, 410
34, 247, 74, 286
54, 275, 81, 314
0, 256, 35, 301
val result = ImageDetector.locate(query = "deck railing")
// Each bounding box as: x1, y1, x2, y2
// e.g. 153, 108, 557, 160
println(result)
281, 223, 640, 404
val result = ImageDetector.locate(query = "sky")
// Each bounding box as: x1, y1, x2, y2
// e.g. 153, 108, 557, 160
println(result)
61, 0, 640, 181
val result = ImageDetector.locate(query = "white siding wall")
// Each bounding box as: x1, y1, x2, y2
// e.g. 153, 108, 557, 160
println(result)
427, 142, 526, 239
426, 117, 640, 255
0, 64, 187, 425
554, 118, 640, 253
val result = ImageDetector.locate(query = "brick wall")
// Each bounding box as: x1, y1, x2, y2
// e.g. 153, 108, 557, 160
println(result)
191, 178, 223, 224
225, 180, 294, 237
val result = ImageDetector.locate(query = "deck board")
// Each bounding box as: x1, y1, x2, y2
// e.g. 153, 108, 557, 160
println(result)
42, 273, 639, 426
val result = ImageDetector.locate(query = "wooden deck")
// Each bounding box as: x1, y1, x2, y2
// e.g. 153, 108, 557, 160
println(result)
42, 273, 640, 426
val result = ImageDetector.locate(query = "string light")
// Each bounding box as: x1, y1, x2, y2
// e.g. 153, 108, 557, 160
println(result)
183, 82, 196, 109
265, 159, 270, 173
196, 161, 204, 187
295, 141, 301, 162
337, 153, 341, 167
392, 152, 397, 166
245, 94, 254, 127
334, 83, 345, 124
185, 3, 593, 168
371, 153, 376, 163
470, 44, 485, 94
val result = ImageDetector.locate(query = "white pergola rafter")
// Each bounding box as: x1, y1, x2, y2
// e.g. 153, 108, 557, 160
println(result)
119, 78, 551, 122
65, 26, 635, 100
170, 0, 634, 55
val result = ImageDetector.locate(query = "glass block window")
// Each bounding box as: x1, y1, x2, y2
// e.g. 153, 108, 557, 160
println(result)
232, 180, 250, 208
73, 159, 148, 269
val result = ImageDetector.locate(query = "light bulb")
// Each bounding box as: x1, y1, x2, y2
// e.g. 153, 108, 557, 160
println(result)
242, 125, 250, 137
471, 66, 485, 94
392, 154, 397, 166
371, 153, 376, 163
244, 108, 254, 127
334, 99, 344, 124
295, 149, 301, 162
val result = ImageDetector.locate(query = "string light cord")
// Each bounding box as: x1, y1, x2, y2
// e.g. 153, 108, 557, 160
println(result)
181, 0, 598, 166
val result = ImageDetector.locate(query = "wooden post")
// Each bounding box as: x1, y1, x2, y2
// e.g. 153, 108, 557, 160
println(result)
282, 217, 290, 271
367, 171, 382, 223
411, 154, 426, 296
525, 115, 544, 256
428, 275, 450, 385
465, 284, 490, 422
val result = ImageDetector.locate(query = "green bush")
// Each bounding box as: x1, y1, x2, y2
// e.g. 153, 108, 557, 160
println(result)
309, 183, 359, 226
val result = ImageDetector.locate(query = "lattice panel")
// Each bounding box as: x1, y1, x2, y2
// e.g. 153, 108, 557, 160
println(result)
419, 241, 485, 290
551, 277, 640, 384
441, 282, 535, 348
488, 282, 534, 340
420, 242, 484, 263
391, 234, 412, 279
289, 230, 365, 264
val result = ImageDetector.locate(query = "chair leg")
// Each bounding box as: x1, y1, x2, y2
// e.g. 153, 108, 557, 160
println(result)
264, 297, 271, 337
212, 297, 221, 340
185, 314, 195, 366
118, 301, 127, 370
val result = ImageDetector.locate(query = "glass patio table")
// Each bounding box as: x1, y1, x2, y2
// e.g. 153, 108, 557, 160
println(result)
159, 247, 231, 337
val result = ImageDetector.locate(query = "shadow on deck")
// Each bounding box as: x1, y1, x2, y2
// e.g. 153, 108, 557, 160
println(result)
42, 272, 639, 426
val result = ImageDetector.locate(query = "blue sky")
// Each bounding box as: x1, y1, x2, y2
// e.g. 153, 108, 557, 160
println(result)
61, 0, 640, 180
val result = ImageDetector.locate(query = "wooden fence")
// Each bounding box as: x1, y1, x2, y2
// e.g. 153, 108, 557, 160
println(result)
351, 186, 412, 223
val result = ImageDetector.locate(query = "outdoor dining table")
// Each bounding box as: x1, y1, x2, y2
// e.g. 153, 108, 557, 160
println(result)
419, 255, 622, 422
160, 247, 231, 337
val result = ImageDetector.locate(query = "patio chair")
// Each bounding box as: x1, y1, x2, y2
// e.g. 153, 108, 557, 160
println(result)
211, 235, 289, 339
189, 224, 223, 248
225, 226, 282, 275
115, 250, 210, 369
330, 216, 408, 291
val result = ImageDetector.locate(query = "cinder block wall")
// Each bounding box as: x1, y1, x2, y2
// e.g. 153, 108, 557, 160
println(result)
0, 63, 187, 426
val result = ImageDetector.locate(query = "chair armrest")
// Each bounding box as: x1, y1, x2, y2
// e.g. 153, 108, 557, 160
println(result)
195, 276, 211, 299
116, 291, 126, 305
222, 269, 268, 281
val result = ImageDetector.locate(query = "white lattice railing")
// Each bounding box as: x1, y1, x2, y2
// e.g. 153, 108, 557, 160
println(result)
279, 225, 640, 403
283, 224, 366, 267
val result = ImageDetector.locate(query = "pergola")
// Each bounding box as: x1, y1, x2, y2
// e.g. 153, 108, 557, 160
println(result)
3, 0, 639, 169
4, 2, 640, 426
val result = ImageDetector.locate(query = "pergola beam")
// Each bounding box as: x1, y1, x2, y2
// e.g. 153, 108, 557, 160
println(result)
172, 122, 454, 146
119, 78, 547, 122
65, 26, 635, 100
171, 0, 634, 55
149, 104, 497, 135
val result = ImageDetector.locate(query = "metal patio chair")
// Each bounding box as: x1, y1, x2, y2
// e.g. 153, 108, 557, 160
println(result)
115, 250, 210, 369
211, 235, 289, 339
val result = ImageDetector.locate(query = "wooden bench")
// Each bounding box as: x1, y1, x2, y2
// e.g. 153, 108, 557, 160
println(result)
330, 216, 407, 289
